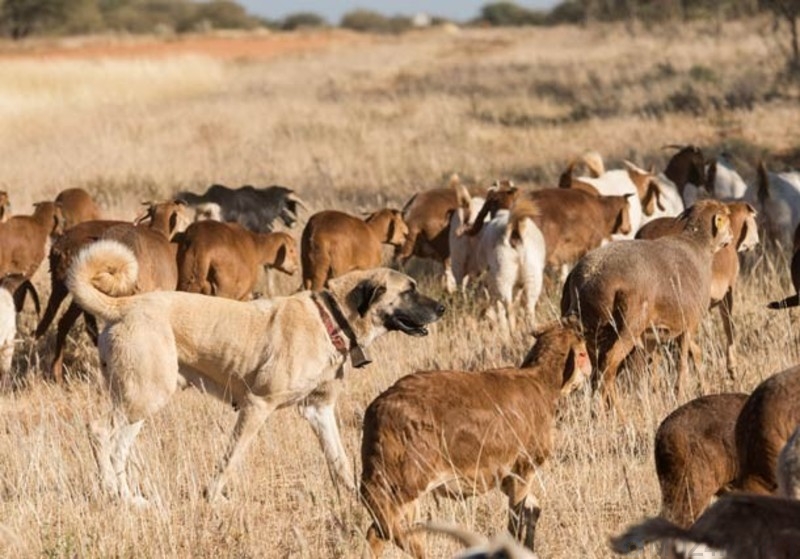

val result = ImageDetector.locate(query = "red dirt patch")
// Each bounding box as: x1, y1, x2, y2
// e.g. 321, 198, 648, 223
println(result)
0, 30, 367, 61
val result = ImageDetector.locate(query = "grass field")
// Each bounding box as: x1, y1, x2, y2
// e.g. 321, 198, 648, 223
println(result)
1, 18, 800, 558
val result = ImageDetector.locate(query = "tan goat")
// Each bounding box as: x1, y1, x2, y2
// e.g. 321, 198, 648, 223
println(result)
0, 201, 64, 279
177, 220, 298, 300
55, 187, 102, 229
35, 200, 187, 383
360, 318, 590, 558
654, 393, 748, 527
636, 201, 759, 376
301, 208, 408, 290
561, 200, 733, 412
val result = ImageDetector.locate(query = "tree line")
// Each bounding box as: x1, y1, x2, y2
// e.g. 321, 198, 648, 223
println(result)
1, 0, 797, 72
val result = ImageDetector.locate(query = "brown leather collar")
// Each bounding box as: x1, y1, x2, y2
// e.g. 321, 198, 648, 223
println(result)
312, 292, 350, 356
312, 290, 372, 368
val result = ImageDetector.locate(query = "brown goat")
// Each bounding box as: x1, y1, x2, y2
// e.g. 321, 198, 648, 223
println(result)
396, 175, 485, 292
734, 365, 800, 494
768, 222, 800, 309
55, 187, 102, 229
177, 220, 298, 300
561, 200, 733, 412
526, 188, 632, 272
360, 318, 590, 558
654, 393, 748, 527
611, 424, 800, 559
0, 201, 64, 279
636, 201, 759, 376
301, 208, 408, 290
35, 200, 186, 382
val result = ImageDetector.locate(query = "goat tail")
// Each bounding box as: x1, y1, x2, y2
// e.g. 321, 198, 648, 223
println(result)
66, 239, 138, 322
609, 517, 691, 555
757, 160, 770, 204
581, 150, 605, 177
506, 198, 540, 247
768, 294, 800, 309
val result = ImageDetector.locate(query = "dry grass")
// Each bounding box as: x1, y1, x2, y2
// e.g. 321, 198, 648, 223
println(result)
1, 17, 800, 558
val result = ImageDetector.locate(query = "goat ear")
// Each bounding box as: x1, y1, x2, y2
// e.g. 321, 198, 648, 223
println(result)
168, 211, 178, 235
712, 212, 730, 238
350, 280, 387, 317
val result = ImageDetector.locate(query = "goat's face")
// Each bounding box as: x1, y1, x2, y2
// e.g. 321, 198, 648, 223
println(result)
729, 202, 759, 253
683, 199, 733, 251
273, 234, 299, 275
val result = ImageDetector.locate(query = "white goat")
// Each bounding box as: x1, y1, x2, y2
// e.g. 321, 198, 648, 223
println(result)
0, 274, 39, 387
749, 161, 800, 247
575, 163, 668, 238
449, 187, 487, 291
476, 200, 545, 333
450, 185, 546, 333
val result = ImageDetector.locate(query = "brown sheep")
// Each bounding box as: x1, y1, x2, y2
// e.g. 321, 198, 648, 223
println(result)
176, 220, 298, 300
0, 201, 64, 279
527, 188, 632, 273
301, 208, 408, 290
636, 201, 759, 376
768, 222, 800, 309
734, 365, 800, 494
654, 393, 748, 527
34, 200, 187, 383
561, 199, 733, 412
55, 187, 102, 229
360, 318, 590, 558
610, 425, 800, 559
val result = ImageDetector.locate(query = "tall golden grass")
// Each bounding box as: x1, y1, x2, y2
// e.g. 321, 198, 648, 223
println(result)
1, 17, 799, 558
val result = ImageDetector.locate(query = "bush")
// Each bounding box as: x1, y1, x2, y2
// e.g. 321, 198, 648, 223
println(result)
340, 9, 411, 34
480, 2, 546, 26
546, 1, 585, 25
281, 11, 327, 31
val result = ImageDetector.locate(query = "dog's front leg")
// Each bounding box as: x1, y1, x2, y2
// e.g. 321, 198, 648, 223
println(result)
299, 380, 356, 493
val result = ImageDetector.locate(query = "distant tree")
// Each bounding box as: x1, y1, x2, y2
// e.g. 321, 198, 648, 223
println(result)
480, 2, 546, 26
1, 0, 69, 38
193, 0, 258, 30
340, 9, 411, 33
281, 11, 327, 31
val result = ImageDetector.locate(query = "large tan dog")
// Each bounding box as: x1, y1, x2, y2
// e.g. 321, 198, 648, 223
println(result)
67, 239, 445, 504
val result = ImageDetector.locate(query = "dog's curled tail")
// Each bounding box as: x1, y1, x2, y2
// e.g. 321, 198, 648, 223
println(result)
66, 239, 139, 322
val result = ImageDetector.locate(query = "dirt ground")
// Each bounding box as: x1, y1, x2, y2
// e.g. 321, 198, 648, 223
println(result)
0, 29, 366, 61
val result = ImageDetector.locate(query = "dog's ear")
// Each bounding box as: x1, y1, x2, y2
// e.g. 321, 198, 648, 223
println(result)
350, 280, 387, 317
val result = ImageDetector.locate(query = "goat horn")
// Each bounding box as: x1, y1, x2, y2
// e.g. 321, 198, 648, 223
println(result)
286, 193, 307, 211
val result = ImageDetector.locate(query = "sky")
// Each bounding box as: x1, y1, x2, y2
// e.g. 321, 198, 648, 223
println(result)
238, 1, 560, 23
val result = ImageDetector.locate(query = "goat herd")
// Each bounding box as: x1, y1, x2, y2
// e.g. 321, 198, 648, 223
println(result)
2, 144, 800, 558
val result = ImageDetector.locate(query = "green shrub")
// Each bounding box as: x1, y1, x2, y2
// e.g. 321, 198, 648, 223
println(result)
480, 2, 546, 26
281, 11, 327, 31
340, 9, 411, 34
